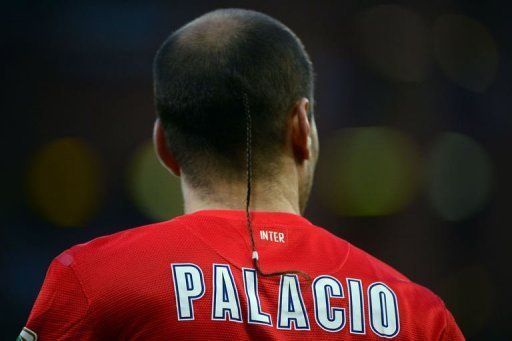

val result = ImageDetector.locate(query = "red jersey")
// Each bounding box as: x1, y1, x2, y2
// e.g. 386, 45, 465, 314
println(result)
22, 210, 464, 340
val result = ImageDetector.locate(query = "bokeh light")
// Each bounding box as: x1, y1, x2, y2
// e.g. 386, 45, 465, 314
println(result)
433, 14, 499, 92
128, 140, 183, 221
318, 127, 421, 216
355, 4, 430, 82
427, 132, 492, 221
27, 138, 104, 227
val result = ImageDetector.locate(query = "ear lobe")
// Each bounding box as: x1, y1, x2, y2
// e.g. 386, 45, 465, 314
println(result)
153, 119, 181, 176
291, 98, 311, 162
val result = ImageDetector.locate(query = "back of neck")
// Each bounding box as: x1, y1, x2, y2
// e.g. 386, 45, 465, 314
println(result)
181, 174, 300, 215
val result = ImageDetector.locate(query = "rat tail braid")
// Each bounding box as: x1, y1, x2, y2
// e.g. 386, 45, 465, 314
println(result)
243, 92, 311, 282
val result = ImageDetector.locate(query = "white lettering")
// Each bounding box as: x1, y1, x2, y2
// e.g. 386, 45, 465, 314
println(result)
277, 275, 310, 330
170, 264, 401, 338
243, 268, 272, 325
313, 276, 345, 332
278, 233, 285, 242
259, 230, 285, 243
212, 264, 242, 322
260, 230, 268, 240
368, 283, 400, 338
171, 263, 205, 320
347, 278, 365, 334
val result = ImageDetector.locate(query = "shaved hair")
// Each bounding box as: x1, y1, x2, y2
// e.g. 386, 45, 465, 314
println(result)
154, 9, 314, 188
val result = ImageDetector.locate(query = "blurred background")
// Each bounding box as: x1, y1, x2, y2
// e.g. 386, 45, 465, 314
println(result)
2, 0, 510, 339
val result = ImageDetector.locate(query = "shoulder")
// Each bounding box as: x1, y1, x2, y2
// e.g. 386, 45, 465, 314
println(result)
71, 217, 183, 255
336, 235, 456, 334
46, 217, 193, 301
56, 217, 189, 276
308, 224, 409, 282
313, 225, 445, 301
341, 239, 450, 314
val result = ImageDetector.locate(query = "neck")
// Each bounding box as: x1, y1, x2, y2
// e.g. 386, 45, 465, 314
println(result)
181, 170, 301, 215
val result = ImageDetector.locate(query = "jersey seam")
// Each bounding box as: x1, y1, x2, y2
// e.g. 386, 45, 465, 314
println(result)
173, 218, 251, 271
333, 241, 352, 274
67, 261, 92, 324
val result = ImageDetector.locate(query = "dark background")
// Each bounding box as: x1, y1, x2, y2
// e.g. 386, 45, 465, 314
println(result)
3, 1, 511, 339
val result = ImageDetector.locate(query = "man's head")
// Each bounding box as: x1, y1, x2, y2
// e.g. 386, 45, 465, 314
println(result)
153, 9, 318, 213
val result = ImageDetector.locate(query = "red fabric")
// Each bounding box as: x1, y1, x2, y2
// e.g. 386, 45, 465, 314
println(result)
25, 210, 464, 340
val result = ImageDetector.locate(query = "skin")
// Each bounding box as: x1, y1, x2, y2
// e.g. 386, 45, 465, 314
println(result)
154, 97, 319, 215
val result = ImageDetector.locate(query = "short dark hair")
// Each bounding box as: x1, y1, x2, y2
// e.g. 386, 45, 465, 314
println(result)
153, 9, 314, 187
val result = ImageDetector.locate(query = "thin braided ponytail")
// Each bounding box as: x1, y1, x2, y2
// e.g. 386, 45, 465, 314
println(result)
243, 92, 310, 281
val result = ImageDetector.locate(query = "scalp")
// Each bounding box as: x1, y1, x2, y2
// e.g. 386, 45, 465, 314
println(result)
175, 9, 247, 52
153, 9, 314, 187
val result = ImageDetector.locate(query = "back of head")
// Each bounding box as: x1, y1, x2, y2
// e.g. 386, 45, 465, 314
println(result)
153, 9, 314, 187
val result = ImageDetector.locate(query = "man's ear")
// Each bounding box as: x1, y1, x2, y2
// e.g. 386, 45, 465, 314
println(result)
291, 98, 311, 162
153, 119, 181, 176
